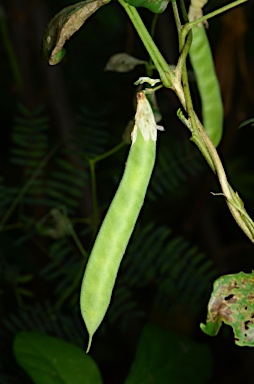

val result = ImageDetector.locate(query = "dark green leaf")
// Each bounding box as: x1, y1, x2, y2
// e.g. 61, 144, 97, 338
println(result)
124, 323, 212, 384
13, 331, 103, 384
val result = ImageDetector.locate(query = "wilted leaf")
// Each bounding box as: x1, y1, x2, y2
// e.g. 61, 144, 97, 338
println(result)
105, 53, 146, 72
42, 0, 110, 65
201, 271, 254, 347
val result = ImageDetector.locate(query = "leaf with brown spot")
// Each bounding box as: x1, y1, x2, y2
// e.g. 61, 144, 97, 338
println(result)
201, 271, 254, 347
42, 0, 110, 65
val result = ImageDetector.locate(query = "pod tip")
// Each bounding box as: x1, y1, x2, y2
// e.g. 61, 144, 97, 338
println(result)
86, 335, 93, 353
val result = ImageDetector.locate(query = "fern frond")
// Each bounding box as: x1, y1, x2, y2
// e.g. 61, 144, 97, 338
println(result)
76, 105, 110, 158
149, 139, 204, 200
0, 177, 12, 217
106, 223, 216, 328
2, 302, 86, 347
46, 151, 88, 213
10, 104, 49, 173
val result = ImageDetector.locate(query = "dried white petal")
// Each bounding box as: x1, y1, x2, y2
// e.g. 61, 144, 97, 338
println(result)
131, 92, 164, 145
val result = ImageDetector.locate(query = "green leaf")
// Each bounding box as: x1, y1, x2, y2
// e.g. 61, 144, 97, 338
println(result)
13, 331, 103, 384
124, 0, 170, 14
16, 288, 34, 297
14, 274, 34, 283
201, 271, 254, 346
124, 323, 212, 384
238, 118, 254, 129
42, 0, 110, 65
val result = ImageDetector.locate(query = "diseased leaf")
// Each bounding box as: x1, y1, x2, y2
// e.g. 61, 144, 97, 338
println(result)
105, 53, 146, 72
42, 0, 110, 65
201, 271, 254, 347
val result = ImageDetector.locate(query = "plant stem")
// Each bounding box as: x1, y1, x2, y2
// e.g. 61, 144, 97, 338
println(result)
119, 0, 254, 242
182, 0, 248, 38
93, 141, 125, 164
118, 0, 174, 88
64, 216, 88, 260
176, 0, 254, 242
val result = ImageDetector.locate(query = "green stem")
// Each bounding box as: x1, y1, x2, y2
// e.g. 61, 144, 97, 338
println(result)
174, 0, 214, 169
64, 216, 88, 260
175, 0, 254, 242
118, 0, 174, 88
172, 0, 182, 34
93, 141, 125, 164
182, 0, 248, 38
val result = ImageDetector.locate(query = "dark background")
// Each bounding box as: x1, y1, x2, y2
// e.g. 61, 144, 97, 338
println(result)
1, 0, 254, 382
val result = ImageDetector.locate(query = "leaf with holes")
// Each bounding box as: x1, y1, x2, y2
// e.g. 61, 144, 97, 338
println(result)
201, 271, 254, 346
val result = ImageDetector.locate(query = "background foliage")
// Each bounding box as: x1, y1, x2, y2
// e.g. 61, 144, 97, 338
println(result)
1, 0, 254, 383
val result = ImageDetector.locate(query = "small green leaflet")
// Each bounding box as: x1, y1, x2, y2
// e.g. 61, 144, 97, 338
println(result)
42, 0, 110, 65
201, 271, 254, 347
238, 118, 254, 129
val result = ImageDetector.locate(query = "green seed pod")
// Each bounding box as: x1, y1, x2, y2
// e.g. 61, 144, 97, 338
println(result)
80, 91, 163, 352
189, 23, 223, 147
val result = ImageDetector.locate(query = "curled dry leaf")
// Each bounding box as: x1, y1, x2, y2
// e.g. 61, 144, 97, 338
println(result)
105, 53, 146, 73
42, 0, 110, 65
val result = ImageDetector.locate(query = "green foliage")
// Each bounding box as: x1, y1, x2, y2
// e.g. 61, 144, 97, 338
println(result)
2, 0, 254, 381
124, 0, 170, 14
125, 323, 212, 384
3, 303, 86, 348
10, 104, 49, 170
76, 105, 110, 158
106, 222, 216, 331
13, 331, 103, 384
149, 139, 204, 200
12, 324, 213, 384
0, 97, 216, 382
